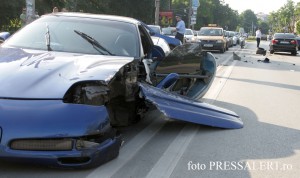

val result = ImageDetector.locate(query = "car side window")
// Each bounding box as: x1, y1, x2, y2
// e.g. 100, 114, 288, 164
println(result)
138, 25, 153, 58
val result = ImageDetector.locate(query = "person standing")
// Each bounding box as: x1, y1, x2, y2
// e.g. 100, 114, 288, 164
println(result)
53, 7, 59, 13
256, 28, 262, 48
173, 15, 186, 43
20, 8, 27, 27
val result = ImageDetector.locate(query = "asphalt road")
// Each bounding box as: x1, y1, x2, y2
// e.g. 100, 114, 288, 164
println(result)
0, 41, 300, 178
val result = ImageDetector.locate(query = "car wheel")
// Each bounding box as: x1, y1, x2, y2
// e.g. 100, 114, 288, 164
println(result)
270, 50, 274, 54
220, 47, 225, 53
291, 51, 297, 56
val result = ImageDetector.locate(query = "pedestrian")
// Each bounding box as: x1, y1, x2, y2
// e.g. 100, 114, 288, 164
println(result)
255, 27, 262, 48
35, 11, 40, 19
173, 15, 186, 43
20, 8, 26, 27
53, 7, 59, 13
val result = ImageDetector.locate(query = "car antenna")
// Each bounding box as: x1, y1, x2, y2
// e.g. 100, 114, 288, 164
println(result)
45, 24, 52, 51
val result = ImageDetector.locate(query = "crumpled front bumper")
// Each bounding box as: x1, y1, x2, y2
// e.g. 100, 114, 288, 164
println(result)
0, 99, 122, 168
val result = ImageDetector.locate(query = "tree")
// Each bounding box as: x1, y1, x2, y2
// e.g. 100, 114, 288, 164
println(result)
240, 9, 258, 34
0, 0, 25, 32
268, 0, 297, 33
296, 21, 300, 34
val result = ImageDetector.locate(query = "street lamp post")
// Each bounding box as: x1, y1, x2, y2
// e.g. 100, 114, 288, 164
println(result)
155, 0, 160, 25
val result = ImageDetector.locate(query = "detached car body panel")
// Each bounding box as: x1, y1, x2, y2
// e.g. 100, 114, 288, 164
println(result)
0, 13, 242, 168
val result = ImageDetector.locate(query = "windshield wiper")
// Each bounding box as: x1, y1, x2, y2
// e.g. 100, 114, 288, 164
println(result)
45, 24, 52, 51
74, 30, 114, 55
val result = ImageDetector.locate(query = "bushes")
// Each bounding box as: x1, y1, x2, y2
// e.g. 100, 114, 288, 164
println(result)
246, 36, 256, 41
1, 18, 21, 34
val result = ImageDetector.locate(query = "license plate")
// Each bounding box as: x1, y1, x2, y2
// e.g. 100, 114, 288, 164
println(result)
280, 41, 289, 44
204, 44, 213, 47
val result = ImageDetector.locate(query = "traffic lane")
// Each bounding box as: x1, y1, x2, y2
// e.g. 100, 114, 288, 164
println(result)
210, 44, 243, 67
171, 41, 300, 178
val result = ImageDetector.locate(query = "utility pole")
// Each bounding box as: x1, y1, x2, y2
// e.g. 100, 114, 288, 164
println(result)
25, 0, 35, 24
155, 0, 160, 25
188, 0, 192, 28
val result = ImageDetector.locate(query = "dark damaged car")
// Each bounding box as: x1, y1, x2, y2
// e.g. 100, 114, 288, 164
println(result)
0, 13, 243, 168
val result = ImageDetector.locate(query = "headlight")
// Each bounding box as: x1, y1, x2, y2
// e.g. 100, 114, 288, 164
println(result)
63, 81, 109, 106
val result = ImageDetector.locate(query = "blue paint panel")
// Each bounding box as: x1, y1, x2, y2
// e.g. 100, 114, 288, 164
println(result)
139, 83, 243, 129
0, 99, 121, 168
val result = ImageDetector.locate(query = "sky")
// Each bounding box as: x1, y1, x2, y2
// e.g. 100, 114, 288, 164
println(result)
223, 0, 300, 14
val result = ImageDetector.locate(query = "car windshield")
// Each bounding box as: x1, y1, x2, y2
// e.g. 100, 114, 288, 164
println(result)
4, 15, 139, 57
198, 28, 223, 36
185, 30, 193, 35
274, 33, 295, 39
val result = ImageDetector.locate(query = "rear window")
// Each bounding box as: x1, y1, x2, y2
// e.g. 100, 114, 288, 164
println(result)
274, 33, 295, 39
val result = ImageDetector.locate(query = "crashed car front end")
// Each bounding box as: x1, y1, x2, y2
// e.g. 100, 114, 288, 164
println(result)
0, 12, 243, 169
0, 100, 121, 168
0, 48, 142, 168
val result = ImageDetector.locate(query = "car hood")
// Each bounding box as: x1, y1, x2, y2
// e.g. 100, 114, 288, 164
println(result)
0, 47, 134, 98
198, 36, 224, 40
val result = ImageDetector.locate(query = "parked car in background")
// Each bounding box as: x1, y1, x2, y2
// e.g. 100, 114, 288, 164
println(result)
267, 34, 272, 41
197, 25, 227, 53
148, 25, 162, 35
162, 27, 177, 37
224, 31, 233, 49
228, 31, 238, 46
143, 23, 182, 49
261, 34, 267, 41
269, 33, 297, 55
0, 12, 243, 168
0, 32, 10, 44
184, 28, 199, 43
151, 36, 171, 55
295, 36, 300, 50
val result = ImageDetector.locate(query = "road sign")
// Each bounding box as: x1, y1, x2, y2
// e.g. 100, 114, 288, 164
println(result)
191, 16, 196, 25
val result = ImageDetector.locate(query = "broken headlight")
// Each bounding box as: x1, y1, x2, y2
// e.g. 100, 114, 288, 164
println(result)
63, 82, 109, 106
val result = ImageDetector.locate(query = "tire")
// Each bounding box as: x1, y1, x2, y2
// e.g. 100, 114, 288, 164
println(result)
291, 51, 297, 56
270, 50, 274, 54
220, 47, 225, 53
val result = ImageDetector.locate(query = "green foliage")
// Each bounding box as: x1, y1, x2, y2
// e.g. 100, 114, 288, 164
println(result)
296, 21, 300, 34
240, 10, 257, 34
258, 21, 269, 34
268, 0, 297, 33
1, 18, 21, 34
0, 0, 25, 31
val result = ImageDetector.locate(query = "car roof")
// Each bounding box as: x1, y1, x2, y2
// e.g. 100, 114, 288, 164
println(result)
43, 12, 140, 25
274, 33, 295, 38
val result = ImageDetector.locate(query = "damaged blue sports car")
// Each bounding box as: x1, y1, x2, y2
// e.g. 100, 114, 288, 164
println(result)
0, 13, 243, 168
